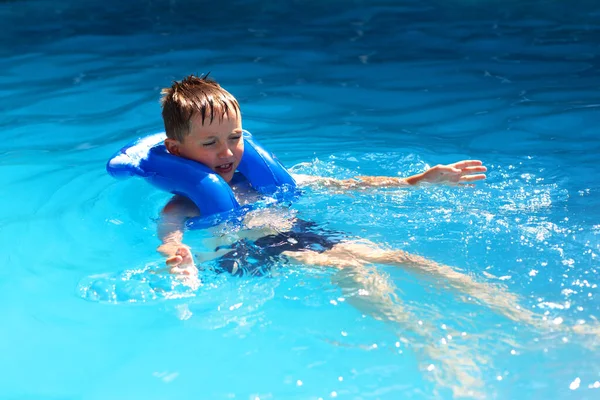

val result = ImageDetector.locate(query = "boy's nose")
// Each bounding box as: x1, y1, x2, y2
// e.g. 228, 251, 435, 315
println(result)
217, 145, 234, 158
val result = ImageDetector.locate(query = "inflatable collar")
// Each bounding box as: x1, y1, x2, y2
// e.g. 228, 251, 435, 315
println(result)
107, 130, 297, 228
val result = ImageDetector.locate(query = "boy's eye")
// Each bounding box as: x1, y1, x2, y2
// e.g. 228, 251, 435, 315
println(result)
202, 141, 216, 147
229, 135, 242, 141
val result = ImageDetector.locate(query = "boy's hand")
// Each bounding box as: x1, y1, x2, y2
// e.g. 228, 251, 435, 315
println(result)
159, 244, 198, 275
411, 160, 487, 185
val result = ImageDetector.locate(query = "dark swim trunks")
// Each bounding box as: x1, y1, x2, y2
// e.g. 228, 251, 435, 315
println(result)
214, 220, 342, 276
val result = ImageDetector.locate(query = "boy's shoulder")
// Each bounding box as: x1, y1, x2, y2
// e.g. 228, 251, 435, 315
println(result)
163, 195, 200, 216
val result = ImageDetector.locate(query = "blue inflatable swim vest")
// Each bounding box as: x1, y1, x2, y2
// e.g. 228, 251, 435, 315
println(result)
107, 130, 297, 229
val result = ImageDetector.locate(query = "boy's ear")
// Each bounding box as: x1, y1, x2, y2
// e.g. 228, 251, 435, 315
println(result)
164, 138, 180, 156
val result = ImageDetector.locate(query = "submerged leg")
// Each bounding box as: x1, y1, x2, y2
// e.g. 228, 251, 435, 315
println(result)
283, 250, 487, 398
322, 240, 543, 326
291, 240, 600, 338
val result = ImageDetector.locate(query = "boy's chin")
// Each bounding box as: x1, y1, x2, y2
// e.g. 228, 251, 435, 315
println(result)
217, 172, 235, 183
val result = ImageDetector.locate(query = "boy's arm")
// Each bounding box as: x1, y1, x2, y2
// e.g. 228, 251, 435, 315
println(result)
294, 160, 487, 189
157, 196, 200, 274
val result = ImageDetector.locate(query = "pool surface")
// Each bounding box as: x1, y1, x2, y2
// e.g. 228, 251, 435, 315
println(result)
1, 0, 599, 398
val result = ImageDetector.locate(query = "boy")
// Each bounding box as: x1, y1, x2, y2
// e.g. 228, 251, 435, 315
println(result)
153, 74, 591, 396
155, 73, 551, 325
157, 74, 488, 275
154, 75, 531, 316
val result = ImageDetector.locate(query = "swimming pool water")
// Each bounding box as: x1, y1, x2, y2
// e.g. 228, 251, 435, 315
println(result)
1, 0, 599, 398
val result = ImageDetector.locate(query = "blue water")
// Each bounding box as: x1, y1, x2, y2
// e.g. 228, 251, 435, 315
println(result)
1, 0, 599, 398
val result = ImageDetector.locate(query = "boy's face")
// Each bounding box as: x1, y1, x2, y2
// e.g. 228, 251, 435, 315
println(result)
165, 111, 244, 183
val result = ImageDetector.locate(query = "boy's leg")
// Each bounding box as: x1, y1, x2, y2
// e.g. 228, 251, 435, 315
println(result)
285, 240, 541, 326
283, 249, 486, 397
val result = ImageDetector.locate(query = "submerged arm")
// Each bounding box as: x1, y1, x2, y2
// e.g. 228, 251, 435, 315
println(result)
157, 195, 200, 274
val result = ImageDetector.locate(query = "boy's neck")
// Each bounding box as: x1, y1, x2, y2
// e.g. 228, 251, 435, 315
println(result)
228, 171, 244, 187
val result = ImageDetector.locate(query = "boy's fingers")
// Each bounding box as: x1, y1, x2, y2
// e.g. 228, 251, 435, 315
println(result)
170, 266, 186, 275
170, 265, 199, 276
459, 174, 487, 182
166, 255, 183, 267
452, 160, 483, 169
176, 247, 190, 256
173, 247, 194, 264
460, 166, 487, 174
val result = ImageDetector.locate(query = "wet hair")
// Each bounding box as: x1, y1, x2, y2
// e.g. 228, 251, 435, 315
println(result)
160, 73, 240, 141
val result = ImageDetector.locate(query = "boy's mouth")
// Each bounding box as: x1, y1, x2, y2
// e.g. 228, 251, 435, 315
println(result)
215, 162, 234, 174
